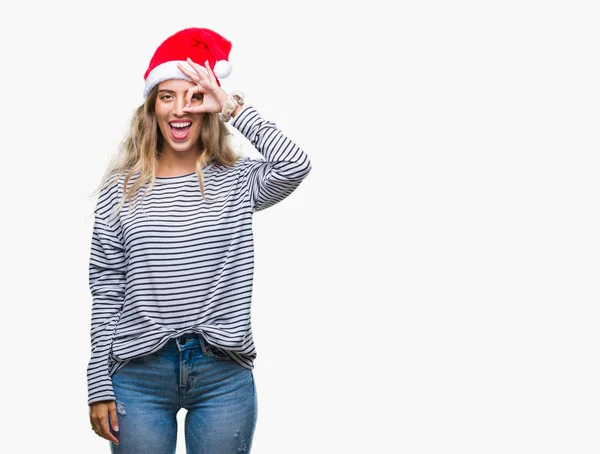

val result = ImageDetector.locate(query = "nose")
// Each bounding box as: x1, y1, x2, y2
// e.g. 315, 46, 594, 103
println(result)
173, 96, 186, 117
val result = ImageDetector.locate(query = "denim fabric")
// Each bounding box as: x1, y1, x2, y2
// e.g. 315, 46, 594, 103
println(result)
109, 334, 257, 454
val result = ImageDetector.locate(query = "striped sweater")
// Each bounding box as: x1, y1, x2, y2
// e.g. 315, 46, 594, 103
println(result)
87, 106, 311, 405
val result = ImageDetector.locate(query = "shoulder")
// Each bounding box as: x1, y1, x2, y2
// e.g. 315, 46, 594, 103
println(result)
98, 172, 124, 198
94, 172, 129, 216
209, 156, 263, 174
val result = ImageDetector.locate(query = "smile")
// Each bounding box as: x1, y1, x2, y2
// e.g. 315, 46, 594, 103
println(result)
169, 121, 192, 140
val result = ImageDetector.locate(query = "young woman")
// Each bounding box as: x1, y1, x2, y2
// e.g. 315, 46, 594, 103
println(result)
86, 27, 311, 453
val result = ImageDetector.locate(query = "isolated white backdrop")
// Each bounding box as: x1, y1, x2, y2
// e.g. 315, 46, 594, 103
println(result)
0, 0, 598, 453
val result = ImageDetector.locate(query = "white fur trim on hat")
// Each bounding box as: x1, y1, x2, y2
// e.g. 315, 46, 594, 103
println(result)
143, 61, 208, 98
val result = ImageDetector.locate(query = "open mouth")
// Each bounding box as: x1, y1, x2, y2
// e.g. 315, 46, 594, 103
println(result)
169, 121, 192, 140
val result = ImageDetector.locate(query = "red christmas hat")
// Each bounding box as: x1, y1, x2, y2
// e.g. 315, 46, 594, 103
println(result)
143, 27, 232, 97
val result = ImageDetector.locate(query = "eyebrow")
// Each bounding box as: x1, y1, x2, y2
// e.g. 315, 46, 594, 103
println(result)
157, 89, 202, 96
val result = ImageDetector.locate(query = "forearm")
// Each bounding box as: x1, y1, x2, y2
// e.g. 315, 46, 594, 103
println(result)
231, 106, 311, 175
87, 211, 126, 404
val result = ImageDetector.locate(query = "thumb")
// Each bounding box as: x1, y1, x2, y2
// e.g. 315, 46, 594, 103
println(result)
185, 86, 196, 107
109, 404, 119, 432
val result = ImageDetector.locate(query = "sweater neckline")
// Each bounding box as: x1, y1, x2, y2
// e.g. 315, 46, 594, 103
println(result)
154, 163, 214, 182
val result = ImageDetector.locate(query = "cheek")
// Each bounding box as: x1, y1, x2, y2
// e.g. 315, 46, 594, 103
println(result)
155, 109, 170, 131
156, 120, 170, 137
192, 116, 205, 134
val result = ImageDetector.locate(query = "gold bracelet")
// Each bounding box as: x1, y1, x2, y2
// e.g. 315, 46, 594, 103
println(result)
218, 91, 245, 122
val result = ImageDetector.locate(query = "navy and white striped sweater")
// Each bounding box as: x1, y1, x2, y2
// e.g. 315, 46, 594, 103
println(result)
87, 106, 311, 405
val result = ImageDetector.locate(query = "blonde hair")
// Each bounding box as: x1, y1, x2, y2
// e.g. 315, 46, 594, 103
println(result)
93, 85, 241, 218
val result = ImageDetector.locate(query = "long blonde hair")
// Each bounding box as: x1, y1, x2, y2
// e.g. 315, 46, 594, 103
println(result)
94, 85, 241, 218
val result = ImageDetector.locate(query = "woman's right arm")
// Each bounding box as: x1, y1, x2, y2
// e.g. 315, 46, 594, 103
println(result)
87, 212, 126, 406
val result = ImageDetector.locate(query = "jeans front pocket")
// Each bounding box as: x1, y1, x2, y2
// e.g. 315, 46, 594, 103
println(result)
203, 342, 233, 361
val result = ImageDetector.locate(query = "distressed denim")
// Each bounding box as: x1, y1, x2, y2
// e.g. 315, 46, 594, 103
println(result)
109, 333, 257, 454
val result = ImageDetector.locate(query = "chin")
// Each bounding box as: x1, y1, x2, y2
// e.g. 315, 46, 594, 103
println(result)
170, 141, 195, 153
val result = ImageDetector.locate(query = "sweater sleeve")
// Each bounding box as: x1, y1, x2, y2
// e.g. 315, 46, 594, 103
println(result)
86, 212, 126, 405
230, 105, 312, 212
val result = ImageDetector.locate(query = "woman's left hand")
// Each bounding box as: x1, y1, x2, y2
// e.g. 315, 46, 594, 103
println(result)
177, 58, 229, 114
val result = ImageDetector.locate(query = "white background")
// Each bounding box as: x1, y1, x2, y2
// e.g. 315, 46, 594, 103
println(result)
1, 0, 598, 452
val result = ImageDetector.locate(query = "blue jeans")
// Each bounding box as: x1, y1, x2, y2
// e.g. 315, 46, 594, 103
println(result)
109, 333, 258, 453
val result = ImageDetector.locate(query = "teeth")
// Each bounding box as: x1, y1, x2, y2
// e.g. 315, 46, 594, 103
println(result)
171, 122, 191, 128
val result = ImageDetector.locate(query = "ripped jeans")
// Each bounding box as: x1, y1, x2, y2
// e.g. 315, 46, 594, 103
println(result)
109, 333, 257, 454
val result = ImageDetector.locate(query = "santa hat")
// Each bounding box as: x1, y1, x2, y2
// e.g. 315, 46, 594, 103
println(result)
143, 27, 232, 98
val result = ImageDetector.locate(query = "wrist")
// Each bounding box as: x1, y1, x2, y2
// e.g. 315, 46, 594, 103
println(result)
218, 91, 245, 122
231, 104, 243, 119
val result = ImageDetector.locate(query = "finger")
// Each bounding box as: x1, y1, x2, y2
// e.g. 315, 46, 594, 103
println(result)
204, 59, 218, 85
182, 102, 207, 114
184, 85, 204, 110
91, 419, 103, 438
186, 58, 209, 81
184, 85, 198, 106
99, 413, 120, 445
109, 405, 119, 433
177, 62, 200, 83
90, 410, 104, 434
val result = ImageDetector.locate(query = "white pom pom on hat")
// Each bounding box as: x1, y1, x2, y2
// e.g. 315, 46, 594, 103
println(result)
143, 27, 233, 98
213, 59, 232, 79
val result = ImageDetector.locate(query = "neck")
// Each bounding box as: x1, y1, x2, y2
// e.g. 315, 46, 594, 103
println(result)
157, 149, 204, 177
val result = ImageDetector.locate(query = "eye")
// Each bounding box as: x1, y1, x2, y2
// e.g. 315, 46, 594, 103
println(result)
192, 93, 203, 102
159, 94, 174, 101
